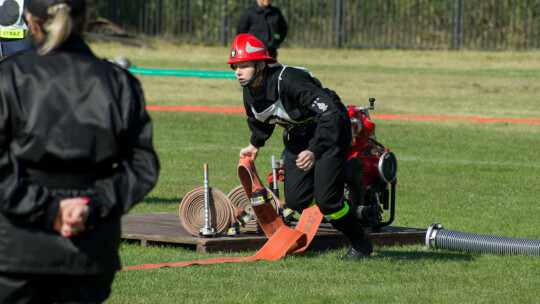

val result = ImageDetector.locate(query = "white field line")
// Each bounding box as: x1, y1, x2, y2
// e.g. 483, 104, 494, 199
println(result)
399, 155, 540, 169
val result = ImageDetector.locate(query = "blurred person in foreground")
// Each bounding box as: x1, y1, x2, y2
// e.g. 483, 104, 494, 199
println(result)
237, 0, 288, 59
228, 34, 373, 260
0, 0, 160, 302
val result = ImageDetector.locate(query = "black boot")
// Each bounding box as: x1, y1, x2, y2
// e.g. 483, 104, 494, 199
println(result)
328, 204, 373, 260
341, 231, 373, 260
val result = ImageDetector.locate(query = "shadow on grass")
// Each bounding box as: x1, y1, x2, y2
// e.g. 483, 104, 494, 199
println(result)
374, 249, 475, 262
122, 239, 198, 252
296, 247, 474, 262
140, 196, 184, 205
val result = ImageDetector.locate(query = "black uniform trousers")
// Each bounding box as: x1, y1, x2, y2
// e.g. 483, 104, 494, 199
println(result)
282, 109, 365, 241
283, 133, 348, 216
267, 47, 278, 60
283, 109, 351, 216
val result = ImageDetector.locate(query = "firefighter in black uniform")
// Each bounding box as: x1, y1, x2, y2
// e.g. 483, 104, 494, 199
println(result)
0, 0, 159, 302
228, 34, 373, 260
237, 0, 288, 59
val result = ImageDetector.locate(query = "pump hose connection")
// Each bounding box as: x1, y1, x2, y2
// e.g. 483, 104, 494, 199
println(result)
227, 185, 280, 234
425, 223, 540, 256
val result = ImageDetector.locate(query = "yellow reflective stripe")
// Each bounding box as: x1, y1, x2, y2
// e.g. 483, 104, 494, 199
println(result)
0, 29, 26, 39
308, 198, 316, 208
324, 202, 350, 221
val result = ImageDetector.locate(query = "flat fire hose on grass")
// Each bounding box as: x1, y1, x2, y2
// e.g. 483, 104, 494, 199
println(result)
123, 157, 323, 270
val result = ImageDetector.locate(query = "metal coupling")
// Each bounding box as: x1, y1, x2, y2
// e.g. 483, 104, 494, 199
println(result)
250, 189, 273, 206
237, 210, 254, 226
226, 222, 243, 236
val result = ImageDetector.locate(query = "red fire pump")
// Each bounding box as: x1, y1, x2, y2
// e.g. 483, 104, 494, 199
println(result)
345, 98, 397, 228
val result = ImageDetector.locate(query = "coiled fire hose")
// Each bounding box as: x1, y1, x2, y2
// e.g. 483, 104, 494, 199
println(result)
426, 223, 540, 256
178, 163, 253, 237
178, 186, 236, 236
123, 157, 323, 270
178, 185, 279, 236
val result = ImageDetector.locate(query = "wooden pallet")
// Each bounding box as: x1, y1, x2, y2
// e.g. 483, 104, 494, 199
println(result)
121, 212, 426, 253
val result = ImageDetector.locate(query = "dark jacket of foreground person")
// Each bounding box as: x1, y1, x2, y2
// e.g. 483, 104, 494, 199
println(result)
0, 35, 160, 275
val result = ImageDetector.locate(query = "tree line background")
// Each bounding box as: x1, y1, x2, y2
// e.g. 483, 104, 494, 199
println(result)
91, 0, 540, 50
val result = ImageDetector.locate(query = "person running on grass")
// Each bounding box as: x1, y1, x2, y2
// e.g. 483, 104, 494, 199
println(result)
228, 33, 373, 260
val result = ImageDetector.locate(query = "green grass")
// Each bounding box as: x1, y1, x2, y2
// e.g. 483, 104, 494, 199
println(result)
87, 39, 540, 303
90, 39, 540, 119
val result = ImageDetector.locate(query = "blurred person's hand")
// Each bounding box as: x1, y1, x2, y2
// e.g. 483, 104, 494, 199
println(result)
54, 197, 90, 237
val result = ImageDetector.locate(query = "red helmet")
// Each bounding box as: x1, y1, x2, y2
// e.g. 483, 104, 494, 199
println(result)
227, 34, 277, 64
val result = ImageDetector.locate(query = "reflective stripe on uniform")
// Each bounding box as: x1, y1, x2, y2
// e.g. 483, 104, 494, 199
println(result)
324, 202, 350, 221
0, 29, 26, 39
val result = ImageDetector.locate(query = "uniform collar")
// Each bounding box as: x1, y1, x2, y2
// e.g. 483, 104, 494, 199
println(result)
247, 66, 280, 99
35, 34, 93, 56
253, 3, 272, 13
59, 34, 93, 54
263, 66, 280, 101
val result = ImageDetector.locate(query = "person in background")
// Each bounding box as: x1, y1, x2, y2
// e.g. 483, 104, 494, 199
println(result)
228, 33, 373, 260
0, 0, 33, 58
237, 0, 288, 60
0, 0, 160, 302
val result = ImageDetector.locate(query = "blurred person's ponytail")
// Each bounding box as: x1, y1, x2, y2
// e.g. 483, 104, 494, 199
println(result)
25, 0, 87, 55
38, 3, 73, 55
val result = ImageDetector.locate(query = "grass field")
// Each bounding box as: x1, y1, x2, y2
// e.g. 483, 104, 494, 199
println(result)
88, 38, 539, 304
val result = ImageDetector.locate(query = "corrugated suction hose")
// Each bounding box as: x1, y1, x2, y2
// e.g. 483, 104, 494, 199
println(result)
426, 223, 540, 256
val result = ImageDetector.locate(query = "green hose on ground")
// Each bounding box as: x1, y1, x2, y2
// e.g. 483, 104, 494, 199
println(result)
128, 66, 236, 79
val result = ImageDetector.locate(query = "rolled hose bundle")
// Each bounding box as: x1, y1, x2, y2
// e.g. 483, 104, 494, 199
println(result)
179, 187, 233, 236
227, 185, 280, 235
426, 223, 540, 256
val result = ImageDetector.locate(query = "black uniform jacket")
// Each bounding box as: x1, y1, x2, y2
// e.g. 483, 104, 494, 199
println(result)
237, 3, 288, 50
0, 35, 160, 274
244, 65, 348, 158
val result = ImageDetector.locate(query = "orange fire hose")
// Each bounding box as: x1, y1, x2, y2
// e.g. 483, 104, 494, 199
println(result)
227, 185, 280, 234
123, 157, 323, 270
